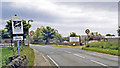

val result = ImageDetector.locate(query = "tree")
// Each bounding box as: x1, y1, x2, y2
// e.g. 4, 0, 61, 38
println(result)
117, 26, 120, 36
106, 34, 111, 36
0, 29, 10, 39
32, 28, 42, 41
32, 26, 63, 44
42, 26, 56, 44
70, 32, 79, 37
54, 30, 63, 42
106, 34, 115, 36
5, 20, 31, 38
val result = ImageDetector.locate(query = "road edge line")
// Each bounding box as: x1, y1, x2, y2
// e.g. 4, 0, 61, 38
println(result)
47, 55, 59, 67
42, 55, 48, 62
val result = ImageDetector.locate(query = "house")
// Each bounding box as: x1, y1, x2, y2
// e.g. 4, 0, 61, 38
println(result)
105, 36, 120, 42
81, 35, 87, 41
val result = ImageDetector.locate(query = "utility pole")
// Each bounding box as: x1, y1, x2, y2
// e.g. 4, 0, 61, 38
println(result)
28, 20, 33, 46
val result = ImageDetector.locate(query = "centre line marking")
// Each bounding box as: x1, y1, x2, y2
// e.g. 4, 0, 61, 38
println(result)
90, 60, 108, 66
65, 51, 71, 53
74, 54, 85, 58
47, 55, 60, 68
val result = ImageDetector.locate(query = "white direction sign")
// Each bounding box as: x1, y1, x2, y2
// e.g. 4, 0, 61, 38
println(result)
13, 36, 23, 40
12, 16, 23, 34
70, 37, 79, 42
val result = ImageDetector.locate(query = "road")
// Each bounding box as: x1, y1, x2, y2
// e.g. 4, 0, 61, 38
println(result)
30, 45, 118, 68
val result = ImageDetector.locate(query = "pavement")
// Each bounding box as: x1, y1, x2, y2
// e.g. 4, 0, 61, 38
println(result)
33, 49, 54, 66
30, 45, 119, 68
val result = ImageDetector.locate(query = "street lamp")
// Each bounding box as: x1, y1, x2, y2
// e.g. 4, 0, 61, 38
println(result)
28, 20, 33, 46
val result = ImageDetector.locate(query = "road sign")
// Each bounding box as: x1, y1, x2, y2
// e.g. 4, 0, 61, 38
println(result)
12, 16, 23, 34
30, 30, 34, 36
85, 29, 90, 34
13, 36, 23, 40
70, 37, 79, 42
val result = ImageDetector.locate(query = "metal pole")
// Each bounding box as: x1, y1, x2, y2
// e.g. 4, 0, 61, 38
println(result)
28, 20, 33, 46
17, 40, 20, 55
87, 34, 88, 45
28, 21, 29, 46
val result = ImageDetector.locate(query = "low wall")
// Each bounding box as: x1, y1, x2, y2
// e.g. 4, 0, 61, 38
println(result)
7, 55, 27, 67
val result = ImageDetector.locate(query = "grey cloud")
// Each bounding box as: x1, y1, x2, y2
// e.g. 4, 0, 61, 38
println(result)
56, 2, 118, 12
1, 2, 118, 36
2, 2, 61, 23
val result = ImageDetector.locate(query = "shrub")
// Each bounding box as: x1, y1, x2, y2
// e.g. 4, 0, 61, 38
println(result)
86, 45, 90, 47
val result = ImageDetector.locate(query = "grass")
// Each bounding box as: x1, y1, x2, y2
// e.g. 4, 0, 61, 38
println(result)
82, 47, 118, 56
2, 46, 35, 66
0, 48, 2, 68
82, 41, 119, 56
31, 44, 83, 47
46, 44, 83, 47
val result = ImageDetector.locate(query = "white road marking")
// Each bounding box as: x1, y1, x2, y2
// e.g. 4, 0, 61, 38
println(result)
64, 51, 71, 53
90, 60, 108, 66
47, 55, 60, 67
42, 55, 48, 62
98, 53, 118, 58
74, 54, 85, 58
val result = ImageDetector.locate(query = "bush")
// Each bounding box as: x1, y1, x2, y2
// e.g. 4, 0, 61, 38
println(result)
86, 45, 90, 47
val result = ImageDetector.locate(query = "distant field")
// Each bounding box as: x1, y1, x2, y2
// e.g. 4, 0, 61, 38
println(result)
82, 41, 119, 56
2, 46, 35, 66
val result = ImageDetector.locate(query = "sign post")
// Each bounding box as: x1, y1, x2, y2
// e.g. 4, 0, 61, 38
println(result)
16, 36, 20, 55
12, 15, 23, 55
85, 29, 90, 45
69, 37, 79, 46
30, 30, 34, 36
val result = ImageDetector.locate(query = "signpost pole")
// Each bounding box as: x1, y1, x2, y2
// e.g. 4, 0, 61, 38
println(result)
28, 20, 33, 46
12, 14, 23, 55
17, 40, 20, 55
87, 34, 88, 45
85, 29, 90, 45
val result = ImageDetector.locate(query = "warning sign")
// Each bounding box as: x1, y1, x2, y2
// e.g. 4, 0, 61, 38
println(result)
12, 16, 23, 34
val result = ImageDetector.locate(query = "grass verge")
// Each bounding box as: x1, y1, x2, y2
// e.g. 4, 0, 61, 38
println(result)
82, 41, 119, 56
31, 44, 83, 47
82, 47, 118, 56
2, 46, 35, 66
46, 45, 82, 47
0, 48, 2, 68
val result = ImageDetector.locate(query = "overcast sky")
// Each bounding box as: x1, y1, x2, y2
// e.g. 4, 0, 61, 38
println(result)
1, 0, 119, 37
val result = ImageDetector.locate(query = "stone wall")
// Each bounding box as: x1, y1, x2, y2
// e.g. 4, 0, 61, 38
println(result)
7, 55, 27, 67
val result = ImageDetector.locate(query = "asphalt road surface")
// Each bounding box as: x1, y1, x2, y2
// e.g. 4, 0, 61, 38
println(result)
30, 45, 118, 68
